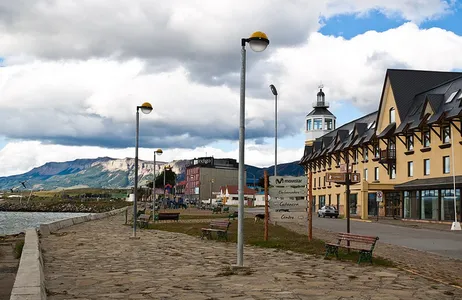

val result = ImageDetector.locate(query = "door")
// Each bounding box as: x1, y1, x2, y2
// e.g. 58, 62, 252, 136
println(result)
385, 192, 400, 217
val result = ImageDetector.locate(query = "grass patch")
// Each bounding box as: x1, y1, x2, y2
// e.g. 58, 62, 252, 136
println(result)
13, 240, 25, 259
149, 219, 394, 267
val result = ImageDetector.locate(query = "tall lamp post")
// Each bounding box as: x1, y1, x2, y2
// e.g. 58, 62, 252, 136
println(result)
152, 149, 163, 215
270, 84, 278, 176
132, 102, 153, 239
237, 31, 270, 267
451, 136, 461, 230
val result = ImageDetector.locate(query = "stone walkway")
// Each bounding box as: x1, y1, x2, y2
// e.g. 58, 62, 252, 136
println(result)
41, 215, 462, 300
279, 222, 462, 288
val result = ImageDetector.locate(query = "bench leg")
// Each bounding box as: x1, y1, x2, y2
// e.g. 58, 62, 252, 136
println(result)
358, 250, 372, 264
324, 245, 339, 259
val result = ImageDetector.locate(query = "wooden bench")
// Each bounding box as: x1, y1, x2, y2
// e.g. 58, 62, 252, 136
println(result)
325, 233, 379, 264
228, 211, 238, 221
201, 220, 231, 241
212, 206, 222, 214
155, 212, 180, 221
137, 214, 151, 228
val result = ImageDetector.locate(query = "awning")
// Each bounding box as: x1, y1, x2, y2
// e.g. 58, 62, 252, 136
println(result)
395, 176, 462, 190
377, 123, 396, 139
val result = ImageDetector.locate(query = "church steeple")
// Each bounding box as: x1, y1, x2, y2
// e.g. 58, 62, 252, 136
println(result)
305, 85, 336, 145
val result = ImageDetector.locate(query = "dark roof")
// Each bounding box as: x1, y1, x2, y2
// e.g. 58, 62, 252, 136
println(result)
306, 107, 334, 117
377, 123, 396, 139
384, 69, 462, 121
395, 176, 462, 190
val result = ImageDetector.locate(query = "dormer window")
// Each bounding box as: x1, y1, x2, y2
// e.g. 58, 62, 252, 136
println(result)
363, 147, 369, 161
423, 130, 431, 147
406, 135, 414, 151
389, 107, 396, 123
442, 125, 451, 143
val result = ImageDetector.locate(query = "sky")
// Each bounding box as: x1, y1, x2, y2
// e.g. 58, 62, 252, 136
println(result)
1, 0, 462, 176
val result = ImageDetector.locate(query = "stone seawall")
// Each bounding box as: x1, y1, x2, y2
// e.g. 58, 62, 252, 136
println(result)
9, 207, 129, 300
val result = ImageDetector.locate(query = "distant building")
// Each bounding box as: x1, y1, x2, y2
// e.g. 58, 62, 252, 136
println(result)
185, 157, 239, 201
218, 185, 256, 206
175, 180, 186, 197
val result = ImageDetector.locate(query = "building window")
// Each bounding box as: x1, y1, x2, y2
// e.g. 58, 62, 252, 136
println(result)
364, 168, 368, 181
441, 189, 461, 221
336, 154, 341, 166
424, 159, 430, 175
328, 156, 332, 168
314, 177, 316, 188
319, 195, 326, 208
354, 150, 358, 163
408, 161, 413, 177
421, 190, 438, 220
325, 119, 333, 130
318, 177, 321, 187
406, 135, 414, 151
389, 164, 396, 179
389, 107, 396, 123
374, 143, 380, 158
443, 156, 450, 174
374, 167, 379, 181
336, 194, 340, 211
442, 125, 451, 144
313, 118, 322, 130
306, 119, 312, 131
423, 130, 431, 147
323, 175, 326, 186
363, 147, 368, 161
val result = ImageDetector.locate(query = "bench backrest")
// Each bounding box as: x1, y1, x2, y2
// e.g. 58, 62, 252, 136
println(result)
158, 213, 180, 217
336, 233, 379, 249
139, 214, 150, 220
210, 220, 230, 230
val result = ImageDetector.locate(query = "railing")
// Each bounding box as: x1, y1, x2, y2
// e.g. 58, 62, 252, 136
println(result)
380, 149, 396, 162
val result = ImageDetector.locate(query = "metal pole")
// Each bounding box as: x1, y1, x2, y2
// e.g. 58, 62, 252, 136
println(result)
132, 109, 140, 238
451, 136, 460, 230
264, 170, 269, 241
274, 94, 278, 176
308, 170, 313, 241
153, 153, 156, 215
164, 167, 166, 208
345, 152, 351, 246
237, 41, 246, 267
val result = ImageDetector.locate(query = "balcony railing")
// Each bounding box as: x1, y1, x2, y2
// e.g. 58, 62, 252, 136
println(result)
379, 149, 396, 162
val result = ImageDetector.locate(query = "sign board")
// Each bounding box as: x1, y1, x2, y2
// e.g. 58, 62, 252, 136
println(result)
269, 187, 307, 198
376, 191, 383, 202
326, 173, 346, 183
269, 176, 307, 187
270, 199, 308, 211
340, 164, 353, 173
270, 211, 308, 223
350, 173, 361, 183
212, 192, 221, 195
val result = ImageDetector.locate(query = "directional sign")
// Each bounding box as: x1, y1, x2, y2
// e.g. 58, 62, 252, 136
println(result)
269, 187, 307, 198
270, 199, 308, 211
270, 211, 308, 223
326, 173, 346, 183
350, 173, 361, 183
269, 176, 307, 187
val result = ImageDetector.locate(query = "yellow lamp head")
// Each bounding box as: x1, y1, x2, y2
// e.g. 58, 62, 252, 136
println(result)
248, 31, 269, 52
155, 149, 163, 155
140, 102, 153, 114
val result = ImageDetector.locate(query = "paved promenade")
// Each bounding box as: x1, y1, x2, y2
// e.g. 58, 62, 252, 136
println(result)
41, 215, 462, 299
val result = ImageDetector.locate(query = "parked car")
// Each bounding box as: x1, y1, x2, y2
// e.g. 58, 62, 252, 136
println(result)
317, 206, 339, 218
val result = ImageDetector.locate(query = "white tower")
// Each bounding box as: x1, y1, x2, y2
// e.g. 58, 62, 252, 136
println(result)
305, 85, 336, 145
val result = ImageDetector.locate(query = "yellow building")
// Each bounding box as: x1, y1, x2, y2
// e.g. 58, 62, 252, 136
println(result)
300, 69, 462, 222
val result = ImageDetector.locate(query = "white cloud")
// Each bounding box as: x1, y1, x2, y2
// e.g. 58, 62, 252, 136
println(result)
0, 1, 461, 176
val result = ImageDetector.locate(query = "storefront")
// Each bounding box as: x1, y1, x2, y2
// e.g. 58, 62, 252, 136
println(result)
396, 176, 462, 222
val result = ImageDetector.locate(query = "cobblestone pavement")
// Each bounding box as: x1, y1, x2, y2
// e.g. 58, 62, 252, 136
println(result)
279, 222, 462, 288
41, 215, 462, 300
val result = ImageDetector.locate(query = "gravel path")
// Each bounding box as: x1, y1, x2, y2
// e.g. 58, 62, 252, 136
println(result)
40, 214, 462, 299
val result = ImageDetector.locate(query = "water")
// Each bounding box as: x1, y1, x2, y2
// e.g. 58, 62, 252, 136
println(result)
0, 211, 91, 236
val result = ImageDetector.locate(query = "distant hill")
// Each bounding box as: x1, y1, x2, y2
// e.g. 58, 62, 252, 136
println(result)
0, 157, 304, 190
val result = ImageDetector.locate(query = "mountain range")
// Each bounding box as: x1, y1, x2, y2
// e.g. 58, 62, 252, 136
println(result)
0, 157, 304, 190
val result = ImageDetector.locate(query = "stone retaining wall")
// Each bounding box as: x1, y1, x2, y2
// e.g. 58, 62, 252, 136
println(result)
10, 207, 129, 300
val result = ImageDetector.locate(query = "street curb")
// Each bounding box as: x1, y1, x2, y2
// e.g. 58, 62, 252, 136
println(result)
351, 219, 372, 223
399, 267, 462, 290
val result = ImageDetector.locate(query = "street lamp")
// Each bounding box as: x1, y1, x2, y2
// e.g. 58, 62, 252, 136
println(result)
451, 136, 461, 230
152, 149, 163, 216
237, 31, 269, 267
270, 84, 278, 176
132, 102, 153, 239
